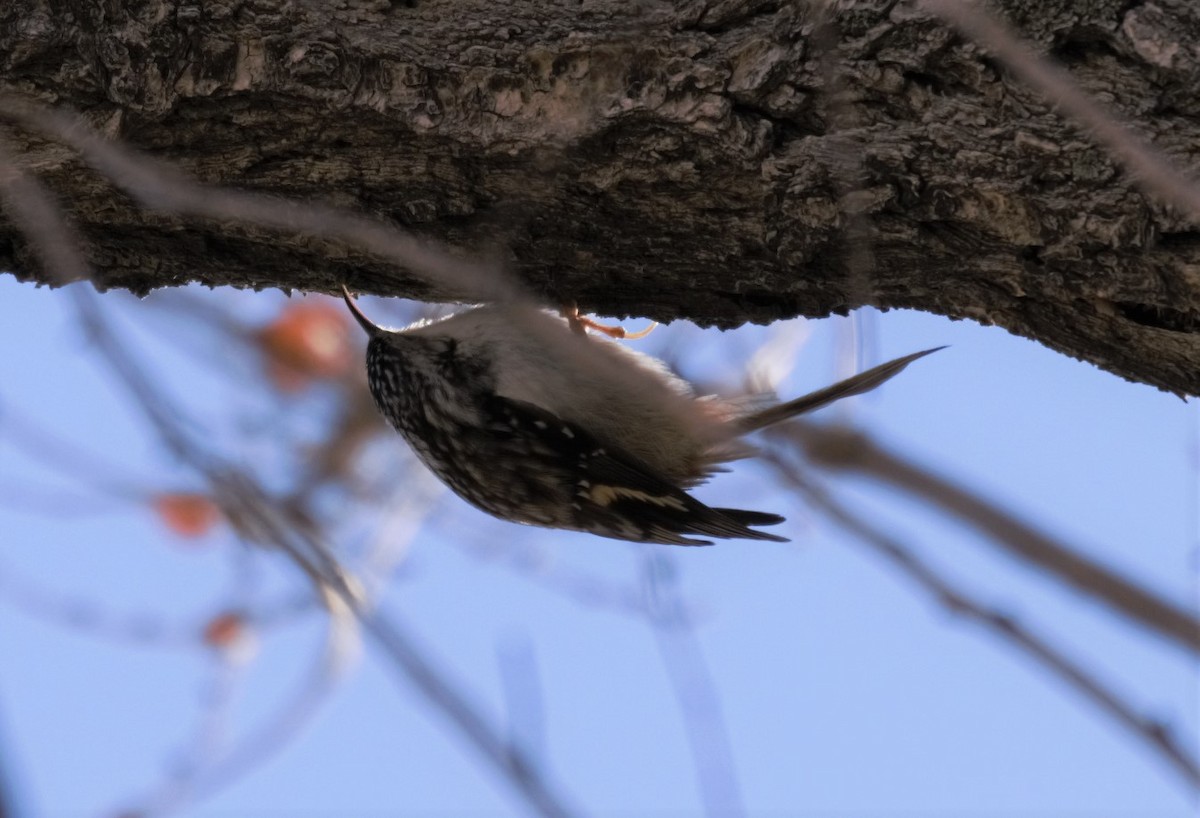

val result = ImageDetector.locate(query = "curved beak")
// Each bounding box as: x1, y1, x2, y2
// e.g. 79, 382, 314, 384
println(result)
341, 284, 382, 337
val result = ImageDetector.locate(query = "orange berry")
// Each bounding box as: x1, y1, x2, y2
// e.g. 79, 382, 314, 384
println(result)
153, 492, 221, 538
258, 301, 353, 391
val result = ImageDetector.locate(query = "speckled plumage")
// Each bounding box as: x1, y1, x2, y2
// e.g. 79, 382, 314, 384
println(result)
345, 290, 940, 546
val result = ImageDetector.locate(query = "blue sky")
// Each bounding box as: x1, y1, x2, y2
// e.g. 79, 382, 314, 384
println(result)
0, 276, 1195, 816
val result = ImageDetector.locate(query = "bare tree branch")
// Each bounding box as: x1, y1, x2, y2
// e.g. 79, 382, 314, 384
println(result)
0, 136, 580, 818
923, 0, 1200, 224
780, 423, 1200, 656
0, 96, 519, 303
766, 453, 1200, 790
641, 552, 745, 818
6, 1, 1200, 394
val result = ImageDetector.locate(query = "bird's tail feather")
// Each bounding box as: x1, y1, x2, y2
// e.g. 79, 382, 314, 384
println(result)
737, 346, 945, 433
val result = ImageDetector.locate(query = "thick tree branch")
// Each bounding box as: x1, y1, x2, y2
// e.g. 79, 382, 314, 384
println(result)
4, 0, 1200, 393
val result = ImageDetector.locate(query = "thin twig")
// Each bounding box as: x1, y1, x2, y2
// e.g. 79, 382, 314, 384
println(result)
810, 1, 878, 309
0, 553, 213, 649
0, 401, 150, 498
641, 552, 746, 818
0, 133, 91, 281
1, 96, 733, 452
0, 97, 520, 303
496, 634, 547, 769
922, 0, 1200, 224
133, 598, 358, 817
0, 139, 580, 818
446, 530, 654, 618
765, 452, 1200, 790
782, 423, 1200, 656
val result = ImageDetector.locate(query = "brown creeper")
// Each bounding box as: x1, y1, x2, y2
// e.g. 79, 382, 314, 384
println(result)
341, 288, 939, 545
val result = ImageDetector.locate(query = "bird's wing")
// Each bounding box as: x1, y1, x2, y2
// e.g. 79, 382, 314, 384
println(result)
486, 395, 787, 546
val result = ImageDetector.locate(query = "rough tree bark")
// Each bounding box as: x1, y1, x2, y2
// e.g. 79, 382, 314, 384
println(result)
2, 0, 1200, 394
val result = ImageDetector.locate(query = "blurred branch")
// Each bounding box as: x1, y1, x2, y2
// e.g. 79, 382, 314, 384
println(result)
922, 0, 1200, 224
103, 259, 577, 818
101, 261, 579, 818
497, 635, 546, 769
0, 553, 216, 648
0, 137, 579, 818
765, 452, 1200, 791
781, 424, 1200, 656
0, 690, 19, 818
130, 643, 247, 817
0, 133, 91, 283
0, 402, 148, 498
0, 481, 121, 518
0, 96, 519, 303
809, 2, 876, 312
290, 387, 385, 503
447, 531, 653, 618
131, 600, 356, 817
2, 97, 727, 450
641, 552, 745, 818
